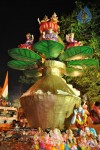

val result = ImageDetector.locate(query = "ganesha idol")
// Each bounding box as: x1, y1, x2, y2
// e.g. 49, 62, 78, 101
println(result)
19, 13, 81, 130
38, 12, 64, 45
18, 33, 34, 50
66, 32, 83, 49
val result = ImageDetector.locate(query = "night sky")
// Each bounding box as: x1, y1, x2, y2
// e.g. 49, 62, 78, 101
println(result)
0, 0, 99, 100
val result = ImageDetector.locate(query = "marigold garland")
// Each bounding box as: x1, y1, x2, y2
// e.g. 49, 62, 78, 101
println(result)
76, 114, 87, 125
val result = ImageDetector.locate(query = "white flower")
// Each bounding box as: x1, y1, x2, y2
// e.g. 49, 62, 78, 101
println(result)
35, 89, 44, 95
57, 90, 69, 95
47, 91, 52, 95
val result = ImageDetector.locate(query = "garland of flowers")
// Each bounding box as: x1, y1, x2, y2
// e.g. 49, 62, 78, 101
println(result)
76, 114, 87, 125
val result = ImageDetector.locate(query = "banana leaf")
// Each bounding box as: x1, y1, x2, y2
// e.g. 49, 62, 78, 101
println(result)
67, 58, 99, 68
7, 60, 36, 70
59, 46, 93, 61
8, 48, 41, 62
33, 40, 64, 59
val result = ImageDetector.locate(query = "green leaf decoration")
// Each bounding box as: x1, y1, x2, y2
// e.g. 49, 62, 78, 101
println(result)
33, 40, 64, 59
59, 46, 94, 61
7, 60, 36, 70
8, 48, 41, 62
66, 67, 83, 77
67, 58, 99, 68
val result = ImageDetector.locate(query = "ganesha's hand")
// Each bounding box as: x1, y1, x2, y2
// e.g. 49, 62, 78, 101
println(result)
37, 18, 40, 24
71, 109, 77, 124
74, 109, 78, 115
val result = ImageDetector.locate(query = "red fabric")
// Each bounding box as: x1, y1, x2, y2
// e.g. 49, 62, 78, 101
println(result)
91, 105, 100, 117
39, 21, 59, 33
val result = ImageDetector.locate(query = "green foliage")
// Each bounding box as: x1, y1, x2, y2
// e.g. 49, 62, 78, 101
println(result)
18, 74, 37, 85
12, 99, 21, 108
64, 67, 100, 103
59, 0, 100, 53
18, 68, 42, 85
59, 1, 100, 103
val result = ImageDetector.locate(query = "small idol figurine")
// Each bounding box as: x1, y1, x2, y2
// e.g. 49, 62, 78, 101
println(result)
71, 105, 88, 134
42, 28, 58, 41
51, 12, 59, 23
66, 33, 83, 49
25, 33, 34, 49
37, 15, 50, 24
18, 33, 34, 50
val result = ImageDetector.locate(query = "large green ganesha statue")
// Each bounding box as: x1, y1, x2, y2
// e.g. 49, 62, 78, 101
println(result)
8, 12, 98, 130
